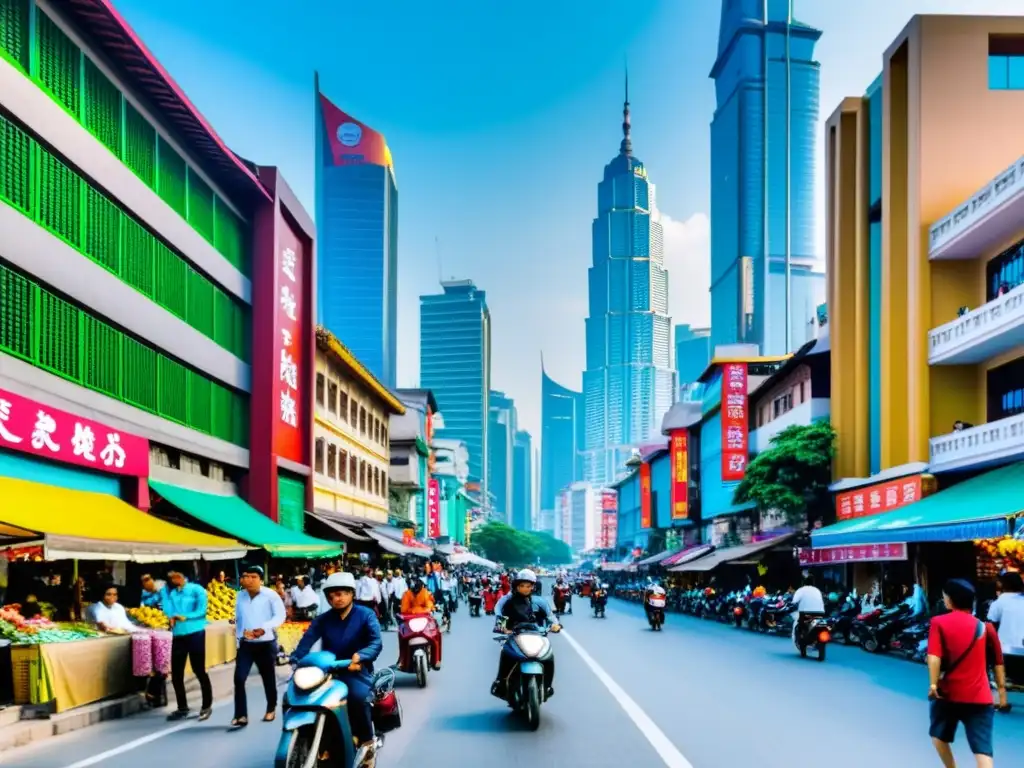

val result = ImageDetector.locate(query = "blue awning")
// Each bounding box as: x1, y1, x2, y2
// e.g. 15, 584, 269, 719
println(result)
707, 500, 757, 519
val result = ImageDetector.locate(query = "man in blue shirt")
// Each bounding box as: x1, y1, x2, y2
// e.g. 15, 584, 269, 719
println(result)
158, 570, 212, 721
232, 565, 285, 728
293, 572, 382, 747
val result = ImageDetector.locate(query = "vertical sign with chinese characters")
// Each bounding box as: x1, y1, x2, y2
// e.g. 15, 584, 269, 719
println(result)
274, 222, 305, 464
0, 388, 148, 476
601, 490, 618, 548
670, 430, 689, 520
720, 363, 749, 482
427, 478, 441, 539
639, 462, 652, 529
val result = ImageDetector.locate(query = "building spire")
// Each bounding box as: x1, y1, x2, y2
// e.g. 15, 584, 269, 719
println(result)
620, 62, 632, 157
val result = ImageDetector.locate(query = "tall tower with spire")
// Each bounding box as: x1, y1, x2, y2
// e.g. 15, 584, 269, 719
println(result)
581, 74, 676, 487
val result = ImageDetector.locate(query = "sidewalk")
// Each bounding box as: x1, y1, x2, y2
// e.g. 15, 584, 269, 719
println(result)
0, 661, 291, 753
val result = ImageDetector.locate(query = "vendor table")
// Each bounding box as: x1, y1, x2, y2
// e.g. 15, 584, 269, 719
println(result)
14, 621, 237, 712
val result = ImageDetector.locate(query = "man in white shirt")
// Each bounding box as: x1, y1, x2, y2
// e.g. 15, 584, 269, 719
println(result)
290, 576, 318, 620
356, 568, 382, 614
87, 584, 140, 633
790, 574, 826, 649
232, 565, 286, 727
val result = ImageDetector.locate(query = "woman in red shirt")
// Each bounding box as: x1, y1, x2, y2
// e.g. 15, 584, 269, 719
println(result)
927, 579, 1008, 766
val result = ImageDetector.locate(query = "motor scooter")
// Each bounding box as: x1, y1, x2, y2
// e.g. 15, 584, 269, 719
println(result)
396, 613, 441, 688
794, 614, 832, 662
492, 621, 558, 731
591, 584, 608, 618
646, 591, 666, 631
275, 652, 402, 768
468, 590, 483, 617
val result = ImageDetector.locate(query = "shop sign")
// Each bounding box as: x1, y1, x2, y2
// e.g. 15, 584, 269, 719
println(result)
720, 363, 749, 481
274, 220, 306, 464
670, 430, 689, 520
836, 475, 924, 521
0, 388, 148, 476
639, 462, 652, 529
799, 543, 908, 566
427, 478, 441, 538
403, 528, 415, 547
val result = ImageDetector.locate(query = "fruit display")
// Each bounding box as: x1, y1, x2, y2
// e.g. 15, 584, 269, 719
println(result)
0, 618, 101, 645
128, 606, 170, 630
206, 580, 236, 621
975, 537, 1024, 579
276, 622, 310, 656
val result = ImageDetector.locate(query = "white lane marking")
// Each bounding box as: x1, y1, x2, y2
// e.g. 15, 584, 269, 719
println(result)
560, 629, 695, 768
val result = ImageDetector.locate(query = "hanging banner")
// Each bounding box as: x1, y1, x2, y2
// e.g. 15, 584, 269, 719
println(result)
639, 462, 652, 529
720, 363, 749, 481
427, 478, 441, 539
800, 543, 908, 566
600, 490, 618, 548
670, 430, 689, 520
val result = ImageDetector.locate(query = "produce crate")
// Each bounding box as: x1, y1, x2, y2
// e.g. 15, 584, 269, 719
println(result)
11, 644, 41, 705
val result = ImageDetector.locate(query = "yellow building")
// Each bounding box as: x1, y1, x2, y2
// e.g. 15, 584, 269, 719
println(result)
826, 15, 1024, 482
313, 327, 405, 523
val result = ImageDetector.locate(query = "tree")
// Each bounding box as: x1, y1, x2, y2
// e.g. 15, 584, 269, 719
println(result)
733, 420, 836, 527
469, 523, 573, 567
530, 531, 572, 566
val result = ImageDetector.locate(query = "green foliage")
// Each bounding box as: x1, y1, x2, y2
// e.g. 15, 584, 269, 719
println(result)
733, 420, 836, 526
470, 522, 572, 567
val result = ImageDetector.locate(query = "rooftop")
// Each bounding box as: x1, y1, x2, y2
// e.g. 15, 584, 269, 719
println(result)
315, 326, 405, 415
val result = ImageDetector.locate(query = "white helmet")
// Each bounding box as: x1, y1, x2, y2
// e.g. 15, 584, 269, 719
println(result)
514, 569, 537, 584
323, 572, 356, 593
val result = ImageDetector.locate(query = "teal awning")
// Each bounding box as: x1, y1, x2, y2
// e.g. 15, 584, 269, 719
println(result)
151, 480, 343, 558
708, 500, 757, 519
811, 463, 1024, 548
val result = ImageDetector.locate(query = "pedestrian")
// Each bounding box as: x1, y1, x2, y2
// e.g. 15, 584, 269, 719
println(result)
987, 571, 1024, 687
231, 565, 285, 728
927, 578, 1008, 767
161, 569, 213, 721
291, 576, 318, 620
140, 573, 166, 609
355, 567, 382, 613
274, 578, 294, 621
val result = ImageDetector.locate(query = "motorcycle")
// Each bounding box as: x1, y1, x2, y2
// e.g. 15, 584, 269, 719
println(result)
592, 585, 608, 618
858, 604, 912, 653
828, 593, 862, 644
646, 592, 666, 631
275, 652, 401, 768
468, 590, 483, 617
493, 621, 557, 731
396, 613, 441, 688
552, 587, 572, 617
794, 614, 832, 662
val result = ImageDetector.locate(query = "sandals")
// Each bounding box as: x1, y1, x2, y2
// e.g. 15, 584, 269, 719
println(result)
231, 717, 248, 728
263, 712, 276, 723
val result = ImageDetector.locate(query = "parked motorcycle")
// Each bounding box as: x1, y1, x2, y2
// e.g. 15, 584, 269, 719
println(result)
859, 604, 913, 653
828, 593, 862, 644
275, 653, 401, 768
493, 622, 558, 731
396, 613, 441, 688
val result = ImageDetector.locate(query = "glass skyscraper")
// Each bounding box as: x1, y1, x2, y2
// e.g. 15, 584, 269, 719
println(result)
675, 324, 711, 389
709, 0, 824, 357
419, 281, 491, 501
540, 364, 584, 515
314, 83, 398, 386
488, 390, 516, 522
582, 81, 676, 487
513, 430, 533, 532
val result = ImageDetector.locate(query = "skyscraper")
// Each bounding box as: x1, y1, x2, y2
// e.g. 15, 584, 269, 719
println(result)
540, 363, 584, 516
675, 324, 711, 388
512, 430, 533, 532
420, 280, 491, 502
314, 79, 398, 386
488, 390, 516, 522
582, 77, 676, 487
709, 0, 824, 357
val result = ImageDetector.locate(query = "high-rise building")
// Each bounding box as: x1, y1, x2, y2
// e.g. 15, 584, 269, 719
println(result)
709, 0, 825, 357
487, 390, 516, 522
314, 80, 398, 387
582, 77, 676, 487
512, 430, 533, 532
540, 363, 584, 519
675, 325, 711, 388
556, 482, 601, 552
420, 280, 491, 502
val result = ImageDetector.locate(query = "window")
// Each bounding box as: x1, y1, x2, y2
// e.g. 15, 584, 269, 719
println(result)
989, 36, 1024, 89
373, 467, 380, 496
327, 443, 336, 479
390, 455, 410, 466
360, 407, 367, 434
987, 238, 1024, 301
987, 356, 1024, 422
316, 373, 325, 406
339, 391, 349, 422
373, 418, 380, 444
799, 381, 806, 403
382, 424, 388, 445
359, 460, 366, 490
339, 449, 348, 482
349, 397, 358, 425
382, 474, 388, 498
772, 393, 794, 419
314, 437, 325, 474
349, 454, 357, 485
328, 381, 338, 414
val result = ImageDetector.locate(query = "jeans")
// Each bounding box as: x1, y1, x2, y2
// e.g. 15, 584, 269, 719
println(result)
233, 641, 278, 718
344, 672, 374, 744
171, 631, 212, 712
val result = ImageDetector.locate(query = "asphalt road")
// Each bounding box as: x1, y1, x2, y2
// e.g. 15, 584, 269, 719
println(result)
6, 598, 1024, 767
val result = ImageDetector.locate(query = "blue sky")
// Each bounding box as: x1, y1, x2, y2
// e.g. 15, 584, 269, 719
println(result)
114, 0, 1021, 442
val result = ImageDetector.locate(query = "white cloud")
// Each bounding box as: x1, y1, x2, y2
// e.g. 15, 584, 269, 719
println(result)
660, 211, 710, 328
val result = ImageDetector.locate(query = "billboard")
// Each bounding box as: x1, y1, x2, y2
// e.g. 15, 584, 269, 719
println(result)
720, 363, 749, 481
639, 462, 652, 529
318, 93, 392, 169
427, 478, 441, 538
670, 430, 689, 520
273, 215, 307, 465
835, 475, 927, 521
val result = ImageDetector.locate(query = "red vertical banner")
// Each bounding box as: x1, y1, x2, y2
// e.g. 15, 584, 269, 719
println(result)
427, 478, 441, 538
274, 217, 305, 463
639, 462, 652, 529
670, 430, 689, 520
720, 363, 749, 481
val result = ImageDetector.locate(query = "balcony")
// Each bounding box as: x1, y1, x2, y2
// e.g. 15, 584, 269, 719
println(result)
929, 413, 1024, 473
928, 283, 1024, 365
749, 398, 831, 454
929, 156, 1024, 260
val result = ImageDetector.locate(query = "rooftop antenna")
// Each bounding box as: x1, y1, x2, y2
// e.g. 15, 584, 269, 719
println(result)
620, 58, 632, 157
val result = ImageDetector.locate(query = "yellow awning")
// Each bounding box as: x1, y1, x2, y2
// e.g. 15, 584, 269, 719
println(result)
0, 476, 247, 562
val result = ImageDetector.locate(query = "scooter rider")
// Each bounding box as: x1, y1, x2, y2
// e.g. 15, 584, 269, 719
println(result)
644, 581, 667, 619
491, 569, 561, 699
789, 572, 826, 649
291, 572, 382, 749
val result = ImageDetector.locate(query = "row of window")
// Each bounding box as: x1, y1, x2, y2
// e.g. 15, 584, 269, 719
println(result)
315, 372, 389, 447
0, 1, 249, 272
986, 237, 1024, 302
313, 437, 388, 499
